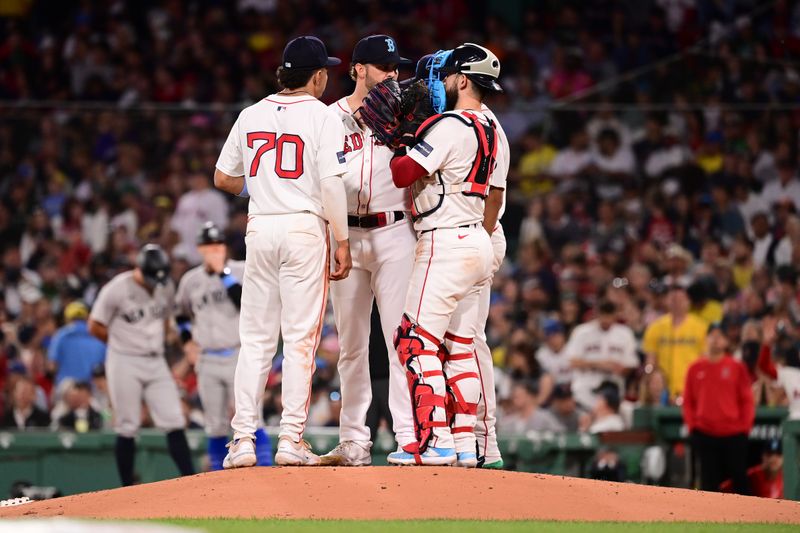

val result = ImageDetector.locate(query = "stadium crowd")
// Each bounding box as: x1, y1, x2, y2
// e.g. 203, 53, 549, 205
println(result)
0, 0, 798, 495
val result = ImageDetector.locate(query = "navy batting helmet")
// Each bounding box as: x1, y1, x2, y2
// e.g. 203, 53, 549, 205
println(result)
136, 244, 170, 287
197, 221, 225, 246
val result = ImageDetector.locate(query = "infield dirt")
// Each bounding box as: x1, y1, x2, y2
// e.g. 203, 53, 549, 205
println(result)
1, 467, 799, 523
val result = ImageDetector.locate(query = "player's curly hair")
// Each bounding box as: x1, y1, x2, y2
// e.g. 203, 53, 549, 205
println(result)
276, 66, 317, 90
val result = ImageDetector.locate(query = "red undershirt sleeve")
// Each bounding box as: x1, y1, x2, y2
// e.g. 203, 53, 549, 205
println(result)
390, 154, 429, 188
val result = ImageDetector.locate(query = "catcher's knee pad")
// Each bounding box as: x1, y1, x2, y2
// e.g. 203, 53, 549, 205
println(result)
443, 331, 480, 435
394, 314, 448, 454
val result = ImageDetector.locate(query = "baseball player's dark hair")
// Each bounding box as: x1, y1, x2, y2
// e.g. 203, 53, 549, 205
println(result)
276, 66, 318, 89
467, 77, 489, 101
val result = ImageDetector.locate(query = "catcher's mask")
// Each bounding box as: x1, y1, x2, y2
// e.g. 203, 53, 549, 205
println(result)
443, 43, 503, 93
425, 49, 453, 114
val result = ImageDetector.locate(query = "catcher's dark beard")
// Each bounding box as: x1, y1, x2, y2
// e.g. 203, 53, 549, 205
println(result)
444, 84, 459, 111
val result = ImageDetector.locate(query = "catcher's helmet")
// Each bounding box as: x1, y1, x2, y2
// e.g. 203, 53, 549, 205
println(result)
136, 244, 170, 287
197, 221, 225, 246
442, 43, 502, 92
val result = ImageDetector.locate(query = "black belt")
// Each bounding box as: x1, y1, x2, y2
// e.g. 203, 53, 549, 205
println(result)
420, 222, 481, 235
348, 211, 405, 229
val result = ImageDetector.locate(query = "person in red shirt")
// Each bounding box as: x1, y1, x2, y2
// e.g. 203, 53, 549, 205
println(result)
683, 322, 755, 494
721, 438, 784, 498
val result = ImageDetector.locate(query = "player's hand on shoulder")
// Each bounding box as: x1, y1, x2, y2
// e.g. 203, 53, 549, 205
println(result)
330, 241, 352, 281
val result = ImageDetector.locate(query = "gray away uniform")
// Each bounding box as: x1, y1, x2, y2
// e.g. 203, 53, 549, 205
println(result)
89, 271, 185, 437
176, 261, 246, 436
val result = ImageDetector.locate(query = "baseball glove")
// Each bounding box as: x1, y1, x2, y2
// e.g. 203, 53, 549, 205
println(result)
359, 79, 436, 149
396, 79, 435, 148
359, 79, 402, 148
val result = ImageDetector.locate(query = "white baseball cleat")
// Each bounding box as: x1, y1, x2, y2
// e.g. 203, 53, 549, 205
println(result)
275, 436, 321, 466
319, 440, 372, 466
456, 451, 478, 468
387, 446, 457, 466
223, 437, 257, 469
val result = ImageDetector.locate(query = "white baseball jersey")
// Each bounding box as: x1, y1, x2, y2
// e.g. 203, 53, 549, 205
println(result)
329, 98, 409, 214
407, 109, 498, 232
564, 321, 639, 408
481, 105, 509, 220
777, 366, 800, 420
216, 94, 346, 218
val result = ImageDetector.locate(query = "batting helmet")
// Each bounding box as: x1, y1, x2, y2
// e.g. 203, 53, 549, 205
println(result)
197, 221, 225, 246
442, 43, 502, 92
136, 244, 170, 287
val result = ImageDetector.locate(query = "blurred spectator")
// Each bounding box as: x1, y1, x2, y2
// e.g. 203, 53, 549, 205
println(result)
496, 380, 564, 434
589, 447, 627, 482
642, 283, 707, 399
47, 301, 106, 387
761, 159, 800, 210
564, 300, 639, 409
589, 128, 636, 200
548, 383, 591, 433
500, 340, 554, 406
90, 363, 112, 427
548, 128, 592, 186
0, 376, 51, 429
749, 212, 774, 268
171, 173, 229, 264
57, 382, 103, 432
683, 324, 754, 494
722, 439, 783, 499
517, 127, 557, 196
757, 317, 800, 420
535, 318, 571, 385
638, 368, 671, 407
588, 381, 626, 433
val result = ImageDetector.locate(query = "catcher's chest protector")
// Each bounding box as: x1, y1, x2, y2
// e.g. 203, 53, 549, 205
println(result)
410, 111, 498, 220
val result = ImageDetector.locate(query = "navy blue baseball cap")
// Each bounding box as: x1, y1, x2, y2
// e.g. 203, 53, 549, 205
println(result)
415, 54, 434, 80
282, 36, 341, 70
352, 35, 411, 65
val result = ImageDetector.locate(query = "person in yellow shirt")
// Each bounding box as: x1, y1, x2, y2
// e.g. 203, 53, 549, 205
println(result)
642, 283, 708, 399
687, 278, 724, 325
517, 126, 557, 196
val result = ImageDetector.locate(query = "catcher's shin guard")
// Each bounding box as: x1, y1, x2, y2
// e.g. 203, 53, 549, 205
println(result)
394, 314, 448, 459
443, 331, 480, 453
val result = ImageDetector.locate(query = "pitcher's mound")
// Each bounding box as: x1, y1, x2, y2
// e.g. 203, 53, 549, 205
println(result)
1, 467, 799, 523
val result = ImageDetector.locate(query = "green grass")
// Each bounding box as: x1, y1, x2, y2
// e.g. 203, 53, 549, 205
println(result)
157, 519, 798, 533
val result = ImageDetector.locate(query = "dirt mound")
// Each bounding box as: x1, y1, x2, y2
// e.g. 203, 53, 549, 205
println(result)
1, 467, 799, 523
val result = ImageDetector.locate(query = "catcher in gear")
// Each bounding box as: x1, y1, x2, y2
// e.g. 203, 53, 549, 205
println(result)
380, 43, 505, 467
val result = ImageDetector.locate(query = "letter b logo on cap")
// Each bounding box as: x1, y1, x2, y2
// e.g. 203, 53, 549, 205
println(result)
385, 37, 396, 53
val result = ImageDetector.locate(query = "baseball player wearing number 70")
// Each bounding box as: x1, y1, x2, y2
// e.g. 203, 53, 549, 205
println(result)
385, 44, 505, 466
175, 222, 272, 470
319, 34, 417, 467
213, 36, 352, 467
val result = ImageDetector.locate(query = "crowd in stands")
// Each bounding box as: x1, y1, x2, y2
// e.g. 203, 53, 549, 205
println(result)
0, 0, 798, 494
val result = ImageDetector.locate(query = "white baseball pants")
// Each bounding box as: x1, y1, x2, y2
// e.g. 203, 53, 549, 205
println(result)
402, 224, 493, 451
330, 219, 416, 447
474, 225, 506, 464
232, 213, 328, 443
